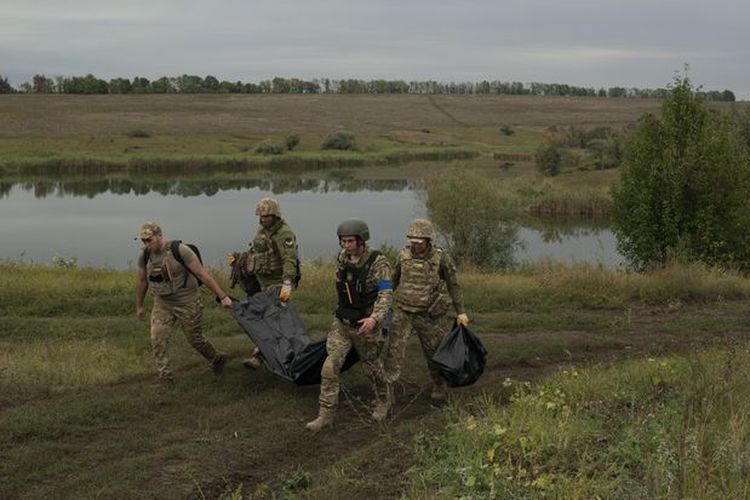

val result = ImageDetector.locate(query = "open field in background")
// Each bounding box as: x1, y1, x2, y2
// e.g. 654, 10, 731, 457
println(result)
3, 262, 750, 498
4, 94, 750, 497
0, 94, 672, 174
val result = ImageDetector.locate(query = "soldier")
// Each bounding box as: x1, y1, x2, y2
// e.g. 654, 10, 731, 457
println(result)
305, 219, 393, 431
384, 218, 469, 403
229, 197, 299, 369
134, 222, 233, 383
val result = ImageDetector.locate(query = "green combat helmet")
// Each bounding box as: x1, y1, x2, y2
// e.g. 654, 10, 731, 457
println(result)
337, 219, 370, 241
255, 197, 281, 217
406, 218, 436, 241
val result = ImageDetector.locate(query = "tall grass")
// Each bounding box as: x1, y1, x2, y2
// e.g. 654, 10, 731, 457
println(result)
2, 260, 748, 401
0, 148, 479, 177
407, 347, 750, 498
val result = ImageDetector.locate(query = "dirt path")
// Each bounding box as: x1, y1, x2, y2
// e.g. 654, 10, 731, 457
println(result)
188, 304, 750, 498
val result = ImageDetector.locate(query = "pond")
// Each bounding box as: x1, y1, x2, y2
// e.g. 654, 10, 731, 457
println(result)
0, 177, 625, 269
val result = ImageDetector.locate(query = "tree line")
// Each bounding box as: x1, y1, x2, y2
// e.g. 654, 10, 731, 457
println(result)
0, 73, 736, 101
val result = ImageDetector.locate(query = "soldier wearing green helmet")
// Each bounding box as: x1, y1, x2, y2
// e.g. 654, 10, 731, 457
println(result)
384, 218, 469, 404
227, 197, 300, 369
305, 218, 393, 431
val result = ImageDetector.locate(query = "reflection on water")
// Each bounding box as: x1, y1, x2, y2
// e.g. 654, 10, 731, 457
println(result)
0, 174, 624, 269
0, 176, 409, 200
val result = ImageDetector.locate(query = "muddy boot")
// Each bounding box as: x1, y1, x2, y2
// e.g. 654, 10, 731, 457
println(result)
430, 382, 448, 401
305, 407, 335, 432
371, 384, 393, 422
242, 356, 262, 370
212, 354, 227, 376
242, 348, 263, 370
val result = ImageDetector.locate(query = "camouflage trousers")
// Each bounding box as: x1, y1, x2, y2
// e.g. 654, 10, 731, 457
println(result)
318, 318, 388, 412
384, 308, 453, 386
150, 295, 218, 379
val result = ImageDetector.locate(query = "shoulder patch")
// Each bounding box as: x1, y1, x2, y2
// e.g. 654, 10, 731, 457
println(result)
284, 237, 295, 248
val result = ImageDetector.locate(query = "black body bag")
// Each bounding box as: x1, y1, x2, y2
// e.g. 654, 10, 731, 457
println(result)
431, 323, 487, 387
231, 289, 358, 385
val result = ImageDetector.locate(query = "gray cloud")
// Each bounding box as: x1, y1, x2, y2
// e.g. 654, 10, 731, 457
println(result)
0, 0, 747, 98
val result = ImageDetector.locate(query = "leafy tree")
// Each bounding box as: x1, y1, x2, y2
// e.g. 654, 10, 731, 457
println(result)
0, 75, 14, 93
535, 138, 563, 176
425, 169, 518, 269
612, 76, 750, 270
131, 76, 151, 93
285, 134, 300, 151
109, 77, 132, 94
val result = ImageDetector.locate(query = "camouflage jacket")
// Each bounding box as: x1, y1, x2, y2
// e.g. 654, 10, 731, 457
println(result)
393, 245, 465, 316
246, 218, 298, 290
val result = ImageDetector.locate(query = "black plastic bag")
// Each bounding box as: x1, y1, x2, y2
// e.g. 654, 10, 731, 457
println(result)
431, 323, 487, 387
231, 289, 358, 385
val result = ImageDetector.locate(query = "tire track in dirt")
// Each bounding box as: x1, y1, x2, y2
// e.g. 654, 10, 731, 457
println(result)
427, 95, 464, 125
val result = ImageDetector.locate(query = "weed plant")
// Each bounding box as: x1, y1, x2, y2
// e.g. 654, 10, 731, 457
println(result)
407, 347, 750, 498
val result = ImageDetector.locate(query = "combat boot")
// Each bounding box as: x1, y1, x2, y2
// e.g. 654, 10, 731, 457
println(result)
305, 408, 335, 432
371, 384, 393, 422
212, 354, 227, 376
430, 383, 448, 401
242, 356, 262, 370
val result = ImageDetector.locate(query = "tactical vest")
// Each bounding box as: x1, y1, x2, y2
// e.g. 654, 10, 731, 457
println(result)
247, 227, 285, 276
335, 250, 381, 326
396, 246, 447, 314
143, 244, 198, 296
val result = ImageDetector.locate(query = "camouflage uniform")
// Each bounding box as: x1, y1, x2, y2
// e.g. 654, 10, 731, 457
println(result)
138, 243, 220, 380
245, 216, 298, 292
385, 222, 465, 391
317, 247, 393, 418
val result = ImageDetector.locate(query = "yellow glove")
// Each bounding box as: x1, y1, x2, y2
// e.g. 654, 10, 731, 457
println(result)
456, 313, 469, 327
279, 282, 292, 302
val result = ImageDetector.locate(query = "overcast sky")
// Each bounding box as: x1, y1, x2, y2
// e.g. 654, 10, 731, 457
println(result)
1, 0, 747, 99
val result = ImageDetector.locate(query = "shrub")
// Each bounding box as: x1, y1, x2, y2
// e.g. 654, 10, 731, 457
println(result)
320, 131, 356, 151
127, 129, 151, 138
535, 138, 563, 176
425, 168, 519, 269
285, 134, 300, 151
253, 140, 284, 155
499, 124, 515, 136
612, 75, 750, 270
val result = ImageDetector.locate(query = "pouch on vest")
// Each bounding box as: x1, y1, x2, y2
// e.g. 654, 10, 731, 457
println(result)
144, 240, 203, 288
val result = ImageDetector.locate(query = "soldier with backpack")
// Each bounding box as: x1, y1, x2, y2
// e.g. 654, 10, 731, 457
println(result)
135, 221, 232, 383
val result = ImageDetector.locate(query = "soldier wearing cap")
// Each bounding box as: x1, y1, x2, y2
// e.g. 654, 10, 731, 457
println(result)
305, 219, 393, 431
228, 198, 299, 369
134, 222, 232, 383
384, 218, 469, 403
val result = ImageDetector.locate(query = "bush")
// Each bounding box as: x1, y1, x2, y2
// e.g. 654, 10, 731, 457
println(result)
320, 131, 356, 151
253, 140, 284, 155
425, 168, 519, 269
127, 129, 151, 138
612, 75, 750, 270
499, 124, 515, 136
285, 134, 300, 151
535, 138, 563, 176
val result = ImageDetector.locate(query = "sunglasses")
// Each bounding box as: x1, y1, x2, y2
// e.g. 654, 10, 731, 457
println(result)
141, 237, 153, 244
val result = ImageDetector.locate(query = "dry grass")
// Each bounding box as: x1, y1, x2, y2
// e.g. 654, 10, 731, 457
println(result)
0, 94, 674, 139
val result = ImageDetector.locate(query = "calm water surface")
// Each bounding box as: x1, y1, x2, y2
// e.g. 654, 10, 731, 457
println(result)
0, 178, 624, 269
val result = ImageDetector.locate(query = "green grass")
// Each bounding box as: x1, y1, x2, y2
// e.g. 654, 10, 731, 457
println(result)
3, 245, 750, 497
407, 347, 750, 499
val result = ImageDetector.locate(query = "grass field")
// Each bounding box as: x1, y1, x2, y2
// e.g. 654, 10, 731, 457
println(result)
0, 94, 671, 175
2, 261, 750, 498
3, 94, 750, 498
